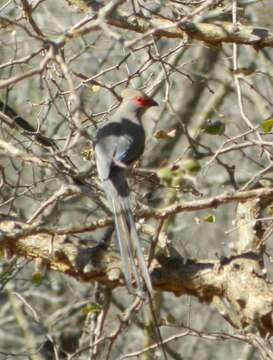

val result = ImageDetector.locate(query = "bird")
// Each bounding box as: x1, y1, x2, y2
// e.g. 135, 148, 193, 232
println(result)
94, 88, 158, 295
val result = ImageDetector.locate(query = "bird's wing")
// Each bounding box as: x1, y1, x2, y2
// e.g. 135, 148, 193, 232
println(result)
95, 121, 121, 180
114, 133, 133, 163
114, 118, 145, 165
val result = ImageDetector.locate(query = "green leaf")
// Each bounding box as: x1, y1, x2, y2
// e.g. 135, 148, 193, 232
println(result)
261, 117, 273, 133
266, 205, 273, 216
202, 214, 215, 223
165, 314, 176, 325
32, 272, 42, 286
182, 159, 201, 173
81, 302, 102, 315
158, 167, 174, 184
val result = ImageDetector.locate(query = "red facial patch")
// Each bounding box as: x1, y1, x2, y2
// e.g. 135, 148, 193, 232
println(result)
132, 96, 158, 108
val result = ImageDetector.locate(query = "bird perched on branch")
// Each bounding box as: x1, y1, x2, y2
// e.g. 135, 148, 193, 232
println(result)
95, 88, 158, 294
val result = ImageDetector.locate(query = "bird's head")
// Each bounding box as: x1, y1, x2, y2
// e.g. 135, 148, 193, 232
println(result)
121, 88, 158, 113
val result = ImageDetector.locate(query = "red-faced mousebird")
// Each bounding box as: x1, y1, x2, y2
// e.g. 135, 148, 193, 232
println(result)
95, 88, 158, 294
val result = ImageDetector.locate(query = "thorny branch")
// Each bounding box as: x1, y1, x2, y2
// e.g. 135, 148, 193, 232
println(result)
1, 0, 273, 359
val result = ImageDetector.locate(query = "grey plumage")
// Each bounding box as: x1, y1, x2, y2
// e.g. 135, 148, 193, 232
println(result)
95, 89, 158, 294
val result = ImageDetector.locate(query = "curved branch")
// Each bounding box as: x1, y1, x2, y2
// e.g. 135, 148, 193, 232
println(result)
1, 217, 273, 336
66, 1, 273, 49
110, 15, 273, 49
141, 186, 273, 220
1, 187, 272, 238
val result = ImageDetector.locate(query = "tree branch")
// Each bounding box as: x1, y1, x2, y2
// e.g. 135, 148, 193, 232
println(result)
140, 187, 273, 220
1, 217, 273, 336
66, 1, 273, 49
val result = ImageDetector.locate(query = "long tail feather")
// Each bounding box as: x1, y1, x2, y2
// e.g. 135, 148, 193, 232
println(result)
103, 177, 152, 294
116, 212, 143, 293
111, 196, 134, 292
121, 197, 153, 293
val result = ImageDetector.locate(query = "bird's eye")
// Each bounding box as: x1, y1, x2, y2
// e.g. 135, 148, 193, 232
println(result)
132, 96, 146, 107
